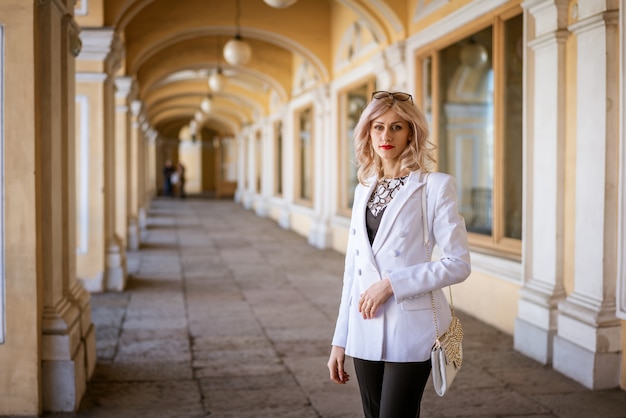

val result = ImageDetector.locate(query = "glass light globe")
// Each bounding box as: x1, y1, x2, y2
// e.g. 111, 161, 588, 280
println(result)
460, 42, 488, 68
223, 35, 252, 66
208, 69, 227, 91
263, 0, 297, 8
200, 96, 212, 113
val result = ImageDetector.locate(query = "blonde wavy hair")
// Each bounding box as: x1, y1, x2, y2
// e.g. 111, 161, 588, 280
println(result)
353, 93, 435, 185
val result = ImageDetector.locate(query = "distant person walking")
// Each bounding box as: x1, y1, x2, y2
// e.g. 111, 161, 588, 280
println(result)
176, 162, 186, 199
163, 159, 175, 197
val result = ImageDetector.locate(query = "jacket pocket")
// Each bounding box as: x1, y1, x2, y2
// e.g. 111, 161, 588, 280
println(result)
400, 294, 431, 311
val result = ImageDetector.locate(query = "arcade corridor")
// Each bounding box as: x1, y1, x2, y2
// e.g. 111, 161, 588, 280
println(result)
41, 198, 626, 417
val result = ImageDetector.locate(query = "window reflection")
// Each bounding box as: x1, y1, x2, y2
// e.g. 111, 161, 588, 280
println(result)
298, 107, 313, 201
424, 13, 523, 250
438, 27, 494, 236
255, 131, 262, 193
503, 14, 523, 239
343, 86, 368, 209
275, 121, 283, 196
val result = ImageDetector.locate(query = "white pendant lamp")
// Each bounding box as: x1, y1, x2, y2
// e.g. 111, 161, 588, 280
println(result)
223, 35, 251, 66
223, 0, 251, 66
263, 0, 298, 8
208, 68, 226, 92
200, 95, 213, 113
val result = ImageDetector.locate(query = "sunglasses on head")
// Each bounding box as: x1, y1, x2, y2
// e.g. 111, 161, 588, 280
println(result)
371, 91, 413, 104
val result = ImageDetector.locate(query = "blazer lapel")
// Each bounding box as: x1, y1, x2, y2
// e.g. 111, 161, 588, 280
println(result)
371, 171, 427, 255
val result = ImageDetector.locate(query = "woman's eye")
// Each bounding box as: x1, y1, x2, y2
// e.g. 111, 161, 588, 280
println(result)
392, 125, 402, 131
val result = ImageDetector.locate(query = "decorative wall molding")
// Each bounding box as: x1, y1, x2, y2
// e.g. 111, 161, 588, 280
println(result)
406, 0, 509, 50
0, 26, 4, 344
413, 0, 450, 22
76, 95, 90, 255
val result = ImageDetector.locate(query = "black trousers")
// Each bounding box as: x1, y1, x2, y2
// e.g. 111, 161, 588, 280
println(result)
353, 358, 431, 418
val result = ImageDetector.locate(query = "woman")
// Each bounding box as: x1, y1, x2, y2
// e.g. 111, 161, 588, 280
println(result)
327, 91, 471, 417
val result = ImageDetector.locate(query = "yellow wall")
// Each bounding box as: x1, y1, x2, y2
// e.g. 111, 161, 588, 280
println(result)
0, 1, 41, 414
290, 211, 314, 238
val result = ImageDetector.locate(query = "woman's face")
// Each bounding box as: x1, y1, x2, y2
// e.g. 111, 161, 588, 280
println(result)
369, 109, 411, 163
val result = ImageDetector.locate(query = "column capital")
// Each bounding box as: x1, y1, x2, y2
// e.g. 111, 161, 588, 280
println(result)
522, 0, 568, 39
569, 10, 618, 35
77, 28, 124, 74
114, 76, 135, 99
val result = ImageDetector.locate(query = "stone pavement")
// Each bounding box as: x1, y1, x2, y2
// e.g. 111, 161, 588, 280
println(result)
41, 198, 626, 418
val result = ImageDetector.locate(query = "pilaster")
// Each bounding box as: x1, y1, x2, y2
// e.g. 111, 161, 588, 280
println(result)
38, 0, 90, 412
76, 28, 127, 292
127, 99, 142, 250
114, 76, 131, 255
554, 3, 621, 389
308, 85, 332, 250
514, 0, 568, 365
373, 41, 406, 91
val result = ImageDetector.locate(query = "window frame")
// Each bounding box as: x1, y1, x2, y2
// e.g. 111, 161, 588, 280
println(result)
294, 104, 314, 207
273, 120, 283, 197
415, 4, 523, 259
255, 130, 262, 194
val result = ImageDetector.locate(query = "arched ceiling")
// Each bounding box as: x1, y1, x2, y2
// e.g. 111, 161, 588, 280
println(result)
81, 0, 408, 138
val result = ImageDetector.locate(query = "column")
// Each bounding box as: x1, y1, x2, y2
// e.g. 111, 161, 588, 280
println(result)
39, 0, 91, 412
514, 0, 568, 364
114, 76, 131, 251
554, 1, 620, 389
127, 100, 142, 249
76, 28, 126, 292
64, 10, 96, 389
308, 85, 332, 249
0, 0, 90, 414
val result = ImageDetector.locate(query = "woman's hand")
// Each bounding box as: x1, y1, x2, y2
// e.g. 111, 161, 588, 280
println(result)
358, 278, 393, 319
327, 345, 350, 384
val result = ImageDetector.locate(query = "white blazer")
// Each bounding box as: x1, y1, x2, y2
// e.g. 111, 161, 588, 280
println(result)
331, 170, 471, 362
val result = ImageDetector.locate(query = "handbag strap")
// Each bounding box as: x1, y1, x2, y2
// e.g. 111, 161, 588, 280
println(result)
421, 172, 455, 340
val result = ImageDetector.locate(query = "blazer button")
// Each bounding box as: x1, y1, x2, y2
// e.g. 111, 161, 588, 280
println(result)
355, 249, 360, 256
398, 230, 408, 238
358, 269, 362, 276
389, 250, 400, 257
351, 228, 356, 235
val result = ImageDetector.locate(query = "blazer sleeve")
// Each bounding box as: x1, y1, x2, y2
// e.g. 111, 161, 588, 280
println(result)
388, 174, 471, 303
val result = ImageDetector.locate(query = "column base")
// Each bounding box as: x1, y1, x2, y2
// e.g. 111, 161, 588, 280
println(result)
138, 206, 147, 230
514, 317, 555, 365
553, 297, 622, 389
78, 270, 105, 293
554, 335, 621, 389
41, 300, 86, 412
254, 197, 268, 217
42, 345, 86, 412
127, 216, 140, 251
105, 237, 127, 291
278, 207, 290, 230
242, 192, 253, 210
68, 282, 96, 380
308, 219, 331, 249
